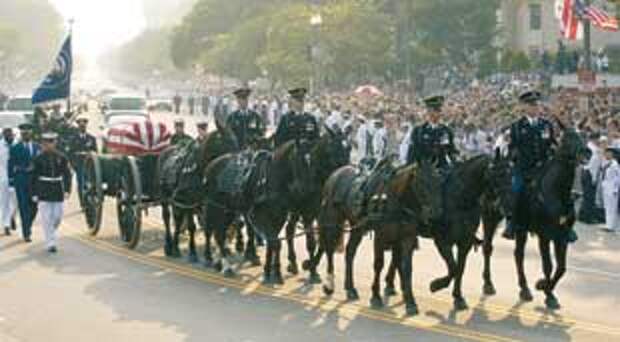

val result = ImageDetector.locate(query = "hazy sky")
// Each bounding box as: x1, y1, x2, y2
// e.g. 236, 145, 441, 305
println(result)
50, 0, 146, 61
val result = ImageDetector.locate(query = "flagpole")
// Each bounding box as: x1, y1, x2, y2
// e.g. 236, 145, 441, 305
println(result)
584, 0, 592, 71
66, 18, 74, 115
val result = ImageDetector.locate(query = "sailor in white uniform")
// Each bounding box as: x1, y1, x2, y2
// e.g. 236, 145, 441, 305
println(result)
0, 127, 16, 235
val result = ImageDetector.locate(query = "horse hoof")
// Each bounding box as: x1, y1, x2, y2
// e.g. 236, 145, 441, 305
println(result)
453, 297, 469, 311
287, 263, 299, 275
214, 261, 223, 272
203, 258, 213, 269
545, 296, 561, 310
272, 273, 284, 285
245, 255, 261, 267
370, 296, 384, 310
308, 272, 322, 284
384, 286, 397, 297
483, 283, 496, 296
430, 277, 451, 293
187, 254, 199, 264
535, 279, 549, 292
301, 259, 312, 271
405, 302, 419, 317
164, 244, 172, 257
322, 285, 334, 296
262, 274, 272, 285
235, 244, 244, 254
520, 288, 533, 302
346, 289, 360, 301
223, 269, 235, 278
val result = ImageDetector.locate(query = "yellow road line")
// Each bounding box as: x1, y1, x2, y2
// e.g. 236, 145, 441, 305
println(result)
137, 217, 620, 337
70, 233, 519, 342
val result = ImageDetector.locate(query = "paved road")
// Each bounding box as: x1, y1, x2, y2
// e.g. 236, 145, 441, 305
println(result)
0, 110, 619, 341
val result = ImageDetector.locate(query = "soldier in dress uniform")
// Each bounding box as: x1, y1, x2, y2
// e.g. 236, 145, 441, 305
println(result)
406, 95, 458, 170
227, 88, 266, 150
66, 116, 97, 208
8, 123, 40, 242
274, 87, 320, 148
0, 127, 16, 236
502, 90, 571, 241
195, 121, 209, 144
170, 119, 193, 146
31, 132, 72, 253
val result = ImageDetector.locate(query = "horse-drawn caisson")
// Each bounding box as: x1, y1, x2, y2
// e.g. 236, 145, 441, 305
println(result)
79, 87, 589, 316
80, 116, 171, 249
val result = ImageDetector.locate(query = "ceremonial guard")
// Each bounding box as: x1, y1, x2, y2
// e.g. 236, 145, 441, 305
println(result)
31, 132, 72, 253
355, 115, 375, 170
227, 87, 266, 150
8, 124, 40, 242
274, 87, 320, 148
195, 121, 209, 144
598, 146, 620, 232
1, 127, 16, 235
66, 116, 97, 207
502, 90, 568, 240
170, 119, 193, 146
406, 95, 457, 170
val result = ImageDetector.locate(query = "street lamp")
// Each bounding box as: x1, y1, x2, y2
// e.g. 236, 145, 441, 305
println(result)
310, 13, 323, 95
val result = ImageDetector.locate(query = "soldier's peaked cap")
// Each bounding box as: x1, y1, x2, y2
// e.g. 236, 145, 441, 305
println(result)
233, 87, 252, 99
289, 87, 307, 101
519, 90, 542, 104
424, 95, 445, 110
18, 123, 33, 131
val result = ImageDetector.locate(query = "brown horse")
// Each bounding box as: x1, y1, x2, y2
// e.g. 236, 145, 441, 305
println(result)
307, 161, 442, 316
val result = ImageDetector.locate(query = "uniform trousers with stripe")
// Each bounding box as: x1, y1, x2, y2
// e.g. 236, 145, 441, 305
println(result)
38, 201, 63, 248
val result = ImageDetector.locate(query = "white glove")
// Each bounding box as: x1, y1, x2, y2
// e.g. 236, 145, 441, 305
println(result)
32, 196, 38, 202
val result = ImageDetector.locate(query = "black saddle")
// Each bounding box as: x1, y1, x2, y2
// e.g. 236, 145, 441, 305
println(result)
217, 150, 270, 197
352, 157, 397, 219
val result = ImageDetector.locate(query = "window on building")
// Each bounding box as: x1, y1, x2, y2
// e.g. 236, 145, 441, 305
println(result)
529, 3, 542, 31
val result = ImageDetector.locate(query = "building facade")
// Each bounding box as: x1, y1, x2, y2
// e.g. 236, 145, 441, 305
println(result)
499, 0, 620, 56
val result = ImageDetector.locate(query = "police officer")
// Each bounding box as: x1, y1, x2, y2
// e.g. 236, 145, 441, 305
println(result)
9, 123, 40, 242
503, 90, 562, 240
406, 95, 457, 169
227, 87, 266, 150
170, 119, 193, 146
274, 87, 320, 147
31, 132, 72, 253
67, 116, 97, 208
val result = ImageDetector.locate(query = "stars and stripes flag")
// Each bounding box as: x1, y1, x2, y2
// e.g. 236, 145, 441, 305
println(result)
556, 0, 584, 40
105, 119, 171, 155
583, 3, 619, 31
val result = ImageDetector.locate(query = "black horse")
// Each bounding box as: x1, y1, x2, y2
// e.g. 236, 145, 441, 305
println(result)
202, 129, 350, 281
308, 161, 442, 316
481, 127, 590, 310
158, 142, 205, 262
383, 152, 513, 311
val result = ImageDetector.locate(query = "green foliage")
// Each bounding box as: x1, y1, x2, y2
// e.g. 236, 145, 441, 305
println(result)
501, 50, 532, 72
165, 0, 501, 87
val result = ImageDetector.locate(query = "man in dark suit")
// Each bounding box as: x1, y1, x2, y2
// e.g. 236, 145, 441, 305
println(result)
66, 116, 97, 208
406, 95, 457, 170
503, 90, 561, 240
8, 123, 40, 242
227, 88, 266, 150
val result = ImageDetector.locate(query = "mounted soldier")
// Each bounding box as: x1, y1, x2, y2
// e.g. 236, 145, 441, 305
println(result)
501, 90, 580, 242
195, 120, 209, 145
227, 87, 266, 151
406, 95, 458, 171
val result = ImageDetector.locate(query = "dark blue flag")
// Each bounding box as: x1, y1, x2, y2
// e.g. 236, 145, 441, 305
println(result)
32, 35, 72, 104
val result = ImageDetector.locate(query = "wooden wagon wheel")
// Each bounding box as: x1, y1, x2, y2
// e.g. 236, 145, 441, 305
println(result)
116, 156, 143, 249
82, 153, 103, 235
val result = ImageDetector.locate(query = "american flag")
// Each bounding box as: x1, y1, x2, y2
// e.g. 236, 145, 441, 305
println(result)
582, 2, 619, 31
557, 0, 584, 40
105, 119, 171, 156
